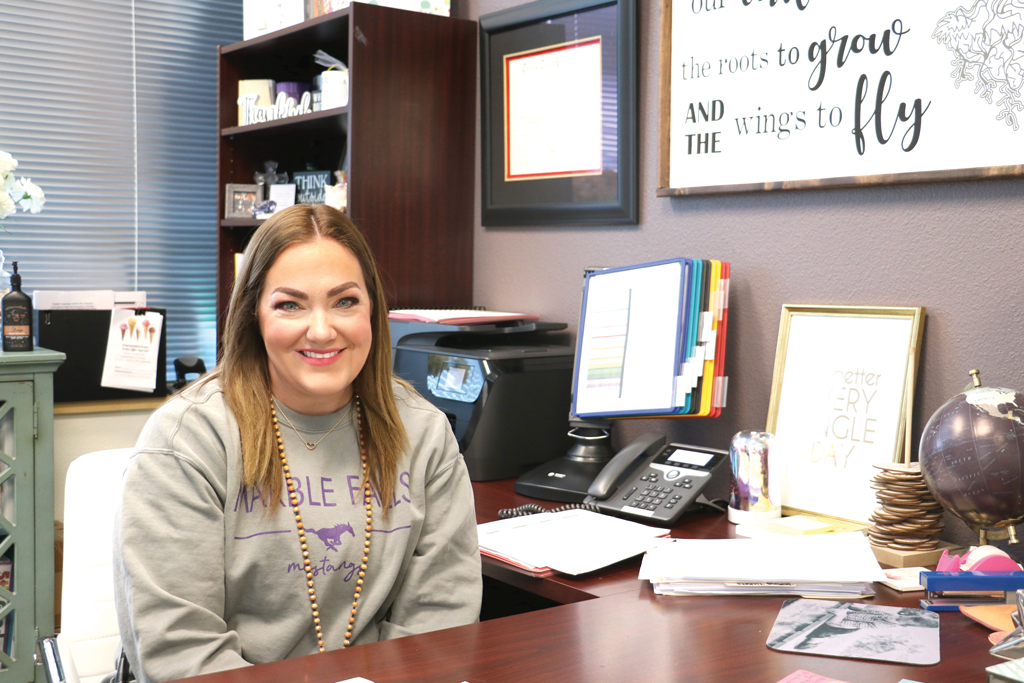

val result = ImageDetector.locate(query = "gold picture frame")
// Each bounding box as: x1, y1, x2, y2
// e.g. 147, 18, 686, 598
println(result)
765, 304, 925, 525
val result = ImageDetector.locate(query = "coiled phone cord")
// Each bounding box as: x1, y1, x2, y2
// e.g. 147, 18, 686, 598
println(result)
497, 502, 599, 519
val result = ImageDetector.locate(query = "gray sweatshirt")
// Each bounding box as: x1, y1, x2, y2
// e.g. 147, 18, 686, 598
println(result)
113, 378, 482, 683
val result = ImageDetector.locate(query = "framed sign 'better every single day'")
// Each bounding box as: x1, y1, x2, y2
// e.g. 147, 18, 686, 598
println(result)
657, 0, 1024, 196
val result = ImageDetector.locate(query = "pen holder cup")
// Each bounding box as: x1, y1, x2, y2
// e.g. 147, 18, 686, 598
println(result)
727, 431, 781, 524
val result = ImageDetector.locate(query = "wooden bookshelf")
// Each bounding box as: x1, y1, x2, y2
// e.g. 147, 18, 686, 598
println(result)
216, 6, 476, 341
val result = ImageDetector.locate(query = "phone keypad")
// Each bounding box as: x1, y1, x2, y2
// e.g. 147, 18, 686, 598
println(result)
626, 481, 684, 511
590, 442, 726, 526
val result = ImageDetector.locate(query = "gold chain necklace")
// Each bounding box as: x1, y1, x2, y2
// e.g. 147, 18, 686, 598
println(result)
271, 396, 372, 652
274, 399, 353, 450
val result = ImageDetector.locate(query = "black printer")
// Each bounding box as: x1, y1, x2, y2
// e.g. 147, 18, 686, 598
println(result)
390, 320, 574, 481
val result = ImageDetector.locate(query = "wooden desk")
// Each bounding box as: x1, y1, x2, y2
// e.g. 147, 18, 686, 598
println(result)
174, 479, 998, 683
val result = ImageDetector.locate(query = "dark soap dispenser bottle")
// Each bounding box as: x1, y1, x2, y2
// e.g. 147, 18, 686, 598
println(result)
2, 262, 33, 352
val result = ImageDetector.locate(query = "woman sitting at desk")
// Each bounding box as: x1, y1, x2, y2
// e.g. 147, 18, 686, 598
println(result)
113, 205, 482, 682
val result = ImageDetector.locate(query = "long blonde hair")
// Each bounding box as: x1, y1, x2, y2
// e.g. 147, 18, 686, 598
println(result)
216, 204, 405, 515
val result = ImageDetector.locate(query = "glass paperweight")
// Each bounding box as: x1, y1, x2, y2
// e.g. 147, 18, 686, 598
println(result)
727, 431, 781, 524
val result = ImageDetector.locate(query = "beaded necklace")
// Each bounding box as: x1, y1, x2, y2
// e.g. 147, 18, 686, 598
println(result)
270, 396, 373, 652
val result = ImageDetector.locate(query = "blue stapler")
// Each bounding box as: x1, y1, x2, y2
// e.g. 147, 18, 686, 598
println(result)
919, 571, 1024, 611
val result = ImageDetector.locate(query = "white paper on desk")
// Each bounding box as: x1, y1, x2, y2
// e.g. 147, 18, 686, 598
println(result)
114, 291, 146, 307
100, 309, 163, 391
477, 510, 670, 576
641, 533, 887, 584
33, 290, 146, 310
33, 290, 115, 310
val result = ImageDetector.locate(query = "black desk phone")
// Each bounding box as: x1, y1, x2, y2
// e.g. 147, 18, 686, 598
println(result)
583, 432, 727, 526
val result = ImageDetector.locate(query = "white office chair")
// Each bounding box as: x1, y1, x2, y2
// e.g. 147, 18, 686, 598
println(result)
52, 448, 133, 683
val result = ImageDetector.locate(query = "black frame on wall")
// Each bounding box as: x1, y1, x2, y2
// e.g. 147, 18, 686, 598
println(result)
479, 0, 638, 226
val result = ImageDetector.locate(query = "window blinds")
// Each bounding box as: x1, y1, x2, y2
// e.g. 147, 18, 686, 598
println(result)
0, 0, 242, 374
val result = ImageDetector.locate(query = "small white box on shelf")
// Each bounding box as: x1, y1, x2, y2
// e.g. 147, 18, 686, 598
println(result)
320, 70, 349, 109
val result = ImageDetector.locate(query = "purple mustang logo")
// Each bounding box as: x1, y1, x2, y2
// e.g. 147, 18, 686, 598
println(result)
307, 522, 355, 551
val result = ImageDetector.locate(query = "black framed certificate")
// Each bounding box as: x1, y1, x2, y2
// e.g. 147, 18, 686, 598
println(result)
480, 0, 637, 226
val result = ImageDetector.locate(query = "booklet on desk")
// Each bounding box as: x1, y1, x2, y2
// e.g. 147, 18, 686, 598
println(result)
477, 510, 670, 576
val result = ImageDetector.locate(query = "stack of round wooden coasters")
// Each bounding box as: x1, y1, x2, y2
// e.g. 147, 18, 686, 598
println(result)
868, 462, 944, 551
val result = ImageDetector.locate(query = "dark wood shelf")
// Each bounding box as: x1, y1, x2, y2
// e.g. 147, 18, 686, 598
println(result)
216, 4, 477, 343
220, 218, 263, 228
221, 106, 349, 138
220, 8, 352, 58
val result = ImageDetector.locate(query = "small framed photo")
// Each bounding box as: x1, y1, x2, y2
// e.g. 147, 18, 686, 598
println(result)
225, 184, 263, 219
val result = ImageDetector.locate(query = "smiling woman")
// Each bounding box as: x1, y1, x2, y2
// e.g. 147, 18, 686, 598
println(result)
259, 239, 373, 415
112, 205, 482, 683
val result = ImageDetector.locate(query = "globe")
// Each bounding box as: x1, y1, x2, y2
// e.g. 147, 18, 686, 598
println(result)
919, 378, 1024, 533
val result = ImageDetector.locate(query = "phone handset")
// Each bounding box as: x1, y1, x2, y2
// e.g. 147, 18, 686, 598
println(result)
586, 432, 667, 500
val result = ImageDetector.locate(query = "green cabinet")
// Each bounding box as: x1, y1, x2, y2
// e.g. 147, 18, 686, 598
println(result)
0, 348, 64, 682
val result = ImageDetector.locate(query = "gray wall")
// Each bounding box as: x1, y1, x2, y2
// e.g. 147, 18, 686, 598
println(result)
461, 0, 1024, 553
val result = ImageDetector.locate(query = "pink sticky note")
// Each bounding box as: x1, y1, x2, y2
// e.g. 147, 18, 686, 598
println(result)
776, 671, 852, 683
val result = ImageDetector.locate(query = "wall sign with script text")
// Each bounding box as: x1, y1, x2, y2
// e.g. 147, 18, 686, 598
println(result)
657, 0, 1024, 195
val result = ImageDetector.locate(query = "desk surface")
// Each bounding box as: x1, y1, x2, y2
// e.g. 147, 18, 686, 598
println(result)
174, 479, 998, 683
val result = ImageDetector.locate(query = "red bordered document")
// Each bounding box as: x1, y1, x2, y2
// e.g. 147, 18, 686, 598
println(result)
503, 37, 603, 181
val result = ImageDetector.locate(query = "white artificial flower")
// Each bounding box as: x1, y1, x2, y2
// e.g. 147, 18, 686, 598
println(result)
324, 183, 346, 210
0, 151, 17, 177
0, 149, 45, 228
0, 192, 15, 221
14, 178, 45, 213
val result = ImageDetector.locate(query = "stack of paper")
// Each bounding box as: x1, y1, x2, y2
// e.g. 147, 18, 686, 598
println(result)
477, 510, 671, 576
640, 533, 887, 599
